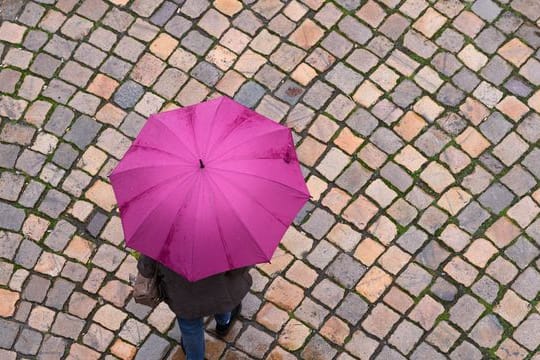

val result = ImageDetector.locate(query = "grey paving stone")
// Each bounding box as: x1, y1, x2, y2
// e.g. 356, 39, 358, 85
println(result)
150, 1, 177, 26
101, 55, 132, 80
0, 201, 25, 231
302, 208, 335, 240
73, 43, 107, 69
338, 16, 373, 44
0, 172, 25, 201
397, 226, 428, 254
19, 2, 45, 27
14, 328, 42, 355
42, 79, 77, 104
113, 80, 145, 109
181, 30, 213, 56
0, 319, 19, 348
336, 161, 372, 194
346, 108, 378, 136
18, 180, 45, 208
62, 261, 88, 282
0, 260, 13, 285
30, 53, 62, 78
307, 240, 339, 270
234, 81, 266, 108
14, 299, 32, 322
164, 15, 191, 39
325, 63, 363, 94
505, 236, 540, 269
475, 26, 506, 54
0, 69, 21, 93
46, 278, 76, 310
44, 220, 77, 252
501, 165, 536, 196
335, 291, 368, 325
64, 115, 102, 150
480, 55, 512, 86
335, 0, 361, 10
38, 335, 67, 360
275, 80, 305, 105
52, 142, 79, 169
458, 201, 490, 234
45, 105, 75, 136
450, 341, 482, 360
517, 113, 540, 143
44, 35, 77, 59
381, 162, 413, 192
437, 113, 467, 136
302, 81, 334, 109
190, 61, 223, 87
522, 148, 540, 179
376, 346, 407, 360
436, 28, 465, 53
479, 111, 512, 144
135, 334, 171, 360
38, 189, 71, 218
346, 48, 379, 73
479, 153, 505, 175
404, 30, 438, 59
416, 241, 450, 270
380, 14, 411, 41
102, 7, 134, 32
15, 239, 41, 269
437, 82, 465, 107
392, 80, 423, 108
0, 143, 20, 168
23, 29, 48, 51
326, 253, 366, 289
431, 277, 458, 302
452, 68, 481, 92
450, 294, 485, 331
233, 10, 263, 36
477, 182, 515, 214
370, 128, 404, 154
511, 267, 540, 301
432, 52, 462, 76
294, 201, 315, 225
516, 23, 540, 48
415, 127, 450, 157
495, 11, 523, 34
51, 312, 85, 340
472, 275, 499, 303
295, 297, 330, 328
254, 64, 284, 91
0, 230, 22, 261
472, 0, 501, 21
125, 298, 153, 320
397, 263, 433, 296
301, 334, 338, 360
321, 31, 353, 59
22, 274, 50, 302
87, 211, 108, 237
120, 112, 147, 138
411, 343, 447, 360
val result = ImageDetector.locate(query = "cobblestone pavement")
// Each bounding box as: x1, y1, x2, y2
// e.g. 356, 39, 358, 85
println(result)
1, 0, 540, 359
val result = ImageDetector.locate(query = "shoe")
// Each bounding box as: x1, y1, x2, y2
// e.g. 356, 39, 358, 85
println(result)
216, 304, 241, 337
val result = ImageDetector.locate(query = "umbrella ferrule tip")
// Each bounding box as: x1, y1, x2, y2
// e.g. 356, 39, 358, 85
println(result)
199, 159, 205, 169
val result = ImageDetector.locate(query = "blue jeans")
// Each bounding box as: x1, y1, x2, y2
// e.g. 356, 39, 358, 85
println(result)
177, 312, 231, 360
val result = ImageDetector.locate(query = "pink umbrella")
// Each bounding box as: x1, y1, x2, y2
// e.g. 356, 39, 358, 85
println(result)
109, 96, 310, 281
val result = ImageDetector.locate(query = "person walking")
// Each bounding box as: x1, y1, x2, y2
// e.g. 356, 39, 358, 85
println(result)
137, 254, 252, 360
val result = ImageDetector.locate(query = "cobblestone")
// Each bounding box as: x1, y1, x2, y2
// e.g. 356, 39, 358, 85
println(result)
1, 1, 539, 358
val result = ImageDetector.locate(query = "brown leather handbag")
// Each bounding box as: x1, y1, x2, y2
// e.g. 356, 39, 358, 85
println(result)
133, 266, 163, 307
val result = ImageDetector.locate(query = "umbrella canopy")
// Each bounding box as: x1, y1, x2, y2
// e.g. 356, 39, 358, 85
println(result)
109, 96, 310, 281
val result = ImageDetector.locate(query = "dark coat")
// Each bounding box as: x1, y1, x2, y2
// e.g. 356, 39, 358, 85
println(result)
137, 255, 252, 319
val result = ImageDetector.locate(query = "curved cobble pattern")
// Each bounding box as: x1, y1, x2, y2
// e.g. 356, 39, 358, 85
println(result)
1, 0, 540, 359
